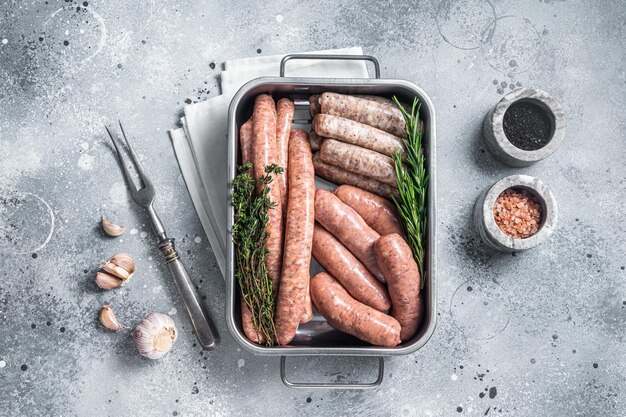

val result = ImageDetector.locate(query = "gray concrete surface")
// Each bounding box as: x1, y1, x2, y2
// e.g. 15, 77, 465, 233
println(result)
1, 0, 624, 416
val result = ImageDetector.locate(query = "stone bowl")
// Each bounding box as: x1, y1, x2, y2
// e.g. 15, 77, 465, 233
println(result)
473, 175, 558, 252
482, 88, 565, 167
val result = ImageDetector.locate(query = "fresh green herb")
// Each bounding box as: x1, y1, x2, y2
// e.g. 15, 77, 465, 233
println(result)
391, 96, 428, 288
231, 162, 282, 345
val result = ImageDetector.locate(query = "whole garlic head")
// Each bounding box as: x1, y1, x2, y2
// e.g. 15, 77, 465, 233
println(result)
134, 313, 178, 360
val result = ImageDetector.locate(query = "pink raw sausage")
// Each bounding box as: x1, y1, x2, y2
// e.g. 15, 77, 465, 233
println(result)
252, 94, 283, 292
375, 233, 422, 341
310, 272, 401, 347
314, 189, 384, 282
334, 184, 403, 236
275, 129, 315, 345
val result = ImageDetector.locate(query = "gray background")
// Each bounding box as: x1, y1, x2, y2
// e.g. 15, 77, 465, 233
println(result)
0, 0, 624, 416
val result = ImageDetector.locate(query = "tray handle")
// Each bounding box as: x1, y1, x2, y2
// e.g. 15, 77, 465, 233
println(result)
279, 54, 381, 79
279, 356, 384, 390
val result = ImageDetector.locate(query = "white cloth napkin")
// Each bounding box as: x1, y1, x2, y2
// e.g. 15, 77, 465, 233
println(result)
169, 47, 369, 278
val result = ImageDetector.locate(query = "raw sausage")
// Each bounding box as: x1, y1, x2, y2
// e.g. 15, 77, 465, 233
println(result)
334, 185, 403, 236
320, 139, 397, 186
276, 98, 295, 216
314, 189, 384, 281
353, 94, 396, 106
301, 286, 313, 324
354, 95, 411, 115
374, 233, 421, 341
309, 94, 321, 117
309, 131, 324, 152
275, 129, 316, 345
241, 299, 264, 344
310, 272, 401, 347
313, 153, 398, 200
240, 118, 261, 343
313, 114, 405, 158
312, 223, 391, 312
319, 92, 405, 137
239, 119, 254, 166
252, 94, 283, 292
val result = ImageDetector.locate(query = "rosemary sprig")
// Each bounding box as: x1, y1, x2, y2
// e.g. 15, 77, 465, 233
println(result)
392, 96, 428, 288
231, 162, 282, 345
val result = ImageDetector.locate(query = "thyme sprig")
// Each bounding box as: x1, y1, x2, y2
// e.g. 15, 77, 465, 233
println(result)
231, 162, 282, 345
392, 96, 428, 288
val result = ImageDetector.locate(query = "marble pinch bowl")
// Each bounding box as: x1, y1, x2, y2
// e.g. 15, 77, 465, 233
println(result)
473, 174, 558, 252
482, 88, 565, 167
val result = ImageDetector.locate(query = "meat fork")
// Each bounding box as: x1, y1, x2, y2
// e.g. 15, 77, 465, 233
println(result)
105, 121, 219, 349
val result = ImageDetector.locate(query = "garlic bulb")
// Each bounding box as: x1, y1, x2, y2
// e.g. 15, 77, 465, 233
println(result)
99, 304, 126, 331
95, 254, 135, 289
134, 313, 178, 359
101, 214, 125, 237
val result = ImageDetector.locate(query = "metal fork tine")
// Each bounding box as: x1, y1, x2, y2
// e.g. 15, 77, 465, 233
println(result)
105, 125, 138, 193
118, 120, 152, 188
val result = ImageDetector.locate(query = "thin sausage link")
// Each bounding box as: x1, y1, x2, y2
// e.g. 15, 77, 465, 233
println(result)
252, 94, 283, 292
275, 129, 315, 345
320, 139, 397, 186
276, 98, 295, 217
239, 119, 254, 166
313, 153, 398, 200
313, 113, 405, 158
320, 92, 405, 137
241, 299, 265, 344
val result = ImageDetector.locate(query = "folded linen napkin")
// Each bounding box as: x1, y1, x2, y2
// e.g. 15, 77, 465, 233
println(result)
169, 47, 369, 278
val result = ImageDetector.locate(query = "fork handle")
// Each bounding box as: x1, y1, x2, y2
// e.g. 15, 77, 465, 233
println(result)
158, 238, 220, 349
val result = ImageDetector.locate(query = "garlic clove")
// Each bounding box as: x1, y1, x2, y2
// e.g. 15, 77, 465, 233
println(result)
99, 304, 127, 331
95, 271, 124, 289
101, 215, 125, 237
101, 253, 135, 282
134, 313, 178, 360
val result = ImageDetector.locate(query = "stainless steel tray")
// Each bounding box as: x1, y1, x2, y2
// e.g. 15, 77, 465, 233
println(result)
226, 55, 437, 388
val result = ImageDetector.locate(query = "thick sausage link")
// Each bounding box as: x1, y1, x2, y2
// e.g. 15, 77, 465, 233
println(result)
309, 131, 324, 152
314, 189, 384, 281
334, 185, 403, 236
313, 114, 405, 159
320, 92, 405, 137
312, 223, 390, 312
311, 272, 401, 347
252, 94, 283, 292
375, 234, 422, 341
275, 129, 316, 345
309, 94, 321, 117
239, 119, 254, 166
320, 139, 397, 186
276, 98, 295, 217
313, 153, 398, 200
241, 299, 265, 344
